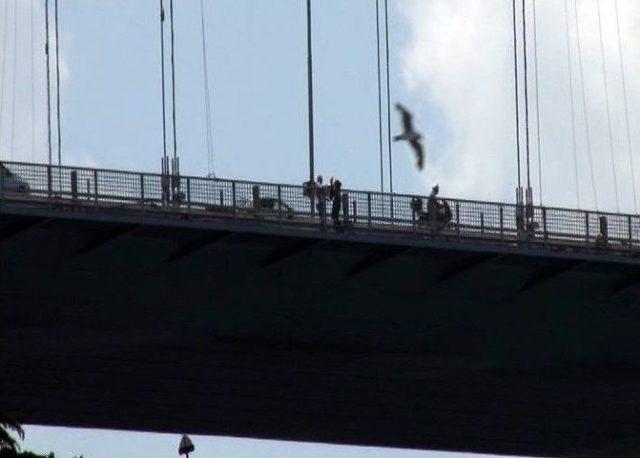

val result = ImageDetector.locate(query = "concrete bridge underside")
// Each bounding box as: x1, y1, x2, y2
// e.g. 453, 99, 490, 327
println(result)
3, 203, 640, 456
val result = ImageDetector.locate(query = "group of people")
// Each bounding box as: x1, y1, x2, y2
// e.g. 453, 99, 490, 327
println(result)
312, 175, 344, 232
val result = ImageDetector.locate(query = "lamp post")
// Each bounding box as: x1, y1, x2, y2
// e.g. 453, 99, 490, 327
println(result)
178, 435, 195, 458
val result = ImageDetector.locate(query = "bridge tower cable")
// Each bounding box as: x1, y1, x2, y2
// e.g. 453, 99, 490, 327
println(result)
532, 0, 543, 204
375, 0, 384, 193
521, 0, 532, 201
44, 0, 52, 167
383, 0, 393, 197
159, 0, 168, 165
199, 0, 214, 178
30, 0, 35, 162
10, 0, 17, 160
613, 0, 637, 213
573, 0, 598, 210
0, 1, 6, 158
596, 0, 620, 213
511, 0, 522, 194
54, 0, 61, 168
564, 0, 581, 208
306, 0, 315, 212
169, 0, 178, 169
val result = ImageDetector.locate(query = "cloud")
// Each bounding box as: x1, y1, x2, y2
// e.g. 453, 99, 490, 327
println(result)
399, 0, 640, 213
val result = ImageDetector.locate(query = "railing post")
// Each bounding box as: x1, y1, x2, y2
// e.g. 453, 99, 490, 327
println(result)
70, 170, 78, 201
499, 205, 504, 240
542, 207, 548, 243
93, 169, 98, 203
367, 193, 372, 230
352, 199, 357, 225
628, 215, 632, 250
456, 202, 460, 237
86, 179, 91, 200
480, 213, 484, 234
140, 174, 145, 202
47, 165, 53, 198
232, 181, 237, 217
277, 185, 282, 223
585, 211, 590, 243
186, 177, 191, 212
219, 189, 224, 206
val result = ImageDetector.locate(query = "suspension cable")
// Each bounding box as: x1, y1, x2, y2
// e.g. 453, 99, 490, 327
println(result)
31, 0, 36, 162
383, 0, 392, 195
159, 0, 168, 164
45, 0, 52, 167
596, 0, 619, 212
199, 0, 214, 177
574, 0, 598, 210
613, 0, 637, 213
532, 0, 543, 203
375, 0, 384, 193
521, 0, 532, 191
169, 0, 178, 162
54, 0, 61, 167
564, 0, 580, 208
511, 0, 522, 190
10, 0, 18, 160
0, 0, 9, 158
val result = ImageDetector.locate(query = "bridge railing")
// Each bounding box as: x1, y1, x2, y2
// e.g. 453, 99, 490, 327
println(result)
1, 161, 638, 254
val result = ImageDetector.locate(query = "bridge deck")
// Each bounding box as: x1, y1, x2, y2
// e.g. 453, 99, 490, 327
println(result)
2, 161, 640, 261
3, 162, 640, 456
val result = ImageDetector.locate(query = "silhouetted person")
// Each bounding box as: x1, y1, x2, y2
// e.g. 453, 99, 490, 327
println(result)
393, 102, 425, 170
315, 175, 328, 230
427, 184, 439, 221
330, 177, 343, 232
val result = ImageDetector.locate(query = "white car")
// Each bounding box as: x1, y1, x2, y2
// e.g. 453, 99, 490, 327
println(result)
0, 163, 31, 193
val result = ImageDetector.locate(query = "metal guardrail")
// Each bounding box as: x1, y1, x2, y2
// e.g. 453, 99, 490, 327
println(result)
0, 160, 638, 256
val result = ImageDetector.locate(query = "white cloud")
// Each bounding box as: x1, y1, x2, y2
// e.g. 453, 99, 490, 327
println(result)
399, 0, 640, 213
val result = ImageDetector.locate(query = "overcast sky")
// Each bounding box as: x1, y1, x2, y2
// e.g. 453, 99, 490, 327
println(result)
1, 0, 639, 456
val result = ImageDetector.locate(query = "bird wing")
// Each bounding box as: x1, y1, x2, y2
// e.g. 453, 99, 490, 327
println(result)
409, 138, 424, 170
397, 104, 414, 133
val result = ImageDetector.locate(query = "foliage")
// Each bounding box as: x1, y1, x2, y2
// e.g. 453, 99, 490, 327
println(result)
0, 411, 24, 454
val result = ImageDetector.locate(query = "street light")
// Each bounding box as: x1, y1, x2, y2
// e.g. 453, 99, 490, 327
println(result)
178, 435, 195, 458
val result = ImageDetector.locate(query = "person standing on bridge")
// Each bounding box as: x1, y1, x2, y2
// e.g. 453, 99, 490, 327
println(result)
315, 175, 328, 231
330, 177, 343, 233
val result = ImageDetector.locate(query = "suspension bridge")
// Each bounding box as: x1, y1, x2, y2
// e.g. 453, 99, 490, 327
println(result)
1, 1, 640, 457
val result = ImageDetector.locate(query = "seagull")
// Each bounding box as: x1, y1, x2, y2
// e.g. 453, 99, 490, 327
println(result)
393, 102, 424, 170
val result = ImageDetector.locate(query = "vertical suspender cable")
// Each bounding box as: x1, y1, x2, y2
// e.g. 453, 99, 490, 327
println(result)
169, 0, 178, 162
10, 0, 17, 160
521, 0, 531, 191
532, 0, 543, 203
31, 0, 36, 161
45, 0, 52, 167
511, 0, 522, 190
199, 0, 214, 177
54, 0, 61, 168
159, 0, 167, 164
0, 1, 6, 157
613, 0, 637, 213
564, 0, 580, 208
383, 0, 392, 195
0, 1, 5, 151
574, 0, 598, 210
596, 0, 619, 212
306, 0, 315, 191
375, 0, 384, 193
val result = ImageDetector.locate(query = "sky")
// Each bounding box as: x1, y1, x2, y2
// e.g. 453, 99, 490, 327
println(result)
1, 0, 639, 456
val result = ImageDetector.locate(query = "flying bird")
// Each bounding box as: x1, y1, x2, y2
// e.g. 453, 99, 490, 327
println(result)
393, 102, 424, 170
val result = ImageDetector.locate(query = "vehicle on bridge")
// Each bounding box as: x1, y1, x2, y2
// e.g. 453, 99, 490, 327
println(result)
0, 162, 30, 194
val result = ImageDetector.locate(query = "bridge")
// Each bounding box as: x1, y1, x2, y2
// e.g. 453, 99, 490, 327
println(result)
3, 161, 640, 456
